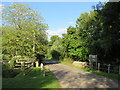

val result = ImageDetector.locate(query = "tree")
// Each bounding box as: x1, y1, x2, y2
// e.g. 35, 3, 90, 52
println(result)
2, 3, 48, 60
46, 35, 63, 59
48, 35, 61, 46
93, 2, 120, 63
61, 2, 120, 63
75, 2, 120, 63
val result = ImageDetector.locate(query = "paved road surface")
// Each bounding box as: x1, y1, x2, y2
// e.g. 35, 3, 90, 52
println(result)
44, 59, 119, 88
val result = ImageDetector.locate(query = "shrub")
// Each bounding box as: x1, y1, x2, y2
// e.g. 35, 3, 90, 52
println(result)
51, 50, 61, 60
2, 64, 10, 70
2, 54, 11, 60
45, 53, 52, 59
2, 69, 21, 78
2, 64, 21, 78
9, 59, 15, 69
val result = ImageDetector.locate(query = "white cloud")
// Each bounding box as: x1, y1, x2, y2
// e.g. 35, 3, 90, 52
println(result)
57, 28, 67, 35
46, 28, 67, 40
68, 21, 74, 24
46, 30, 57, 36
46, 28, 67, 36
0, 4, 4, 11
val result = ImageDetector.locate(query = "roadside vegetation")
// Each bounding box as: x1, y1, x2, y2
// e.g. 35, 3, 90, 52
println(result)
3, 67, 59, 88
2, 3, 59, 88
2, 3, 48, 64
46, 2, 120, 77
2, 2, 120, 88
46, 2, 120, 64
59, 60, 120, 80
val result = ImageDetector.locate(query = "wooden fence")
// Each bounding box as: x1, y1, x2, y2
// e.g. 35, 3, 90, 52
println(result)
14, 60, 36, 75
92, 62, 120, 74
89, 55, 120, 75
14, 60, 34, 69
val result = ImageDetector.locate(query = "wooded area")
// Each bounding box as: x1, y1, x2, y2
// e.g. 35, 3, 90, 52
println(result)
46, 2, 120, 65
2, 3, 48, 67
1, 2, 120, 88
1, 2, 120, 76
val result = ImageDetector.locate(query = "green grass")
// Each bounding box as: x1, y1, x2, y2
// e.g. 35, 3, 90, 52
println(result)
2, 67, 59, 88
60, 60, 120, 80
60, 60, 72, 65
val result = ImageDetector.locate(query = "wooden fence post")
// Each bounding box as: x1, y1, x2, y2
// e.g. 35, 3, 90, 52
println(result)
40, 63, 45, 77
21, 62, 23, 70
96, 61, 97, 69
108, 64, 110, 73
36, 61, 39, 67
32, 62, 34, 67
98, 63, 100, 71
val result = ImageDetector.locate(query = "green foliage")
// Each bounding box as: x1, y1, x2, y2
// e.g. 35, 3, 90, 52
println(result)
45, 49, 52, 59
12, 55, 35, 61
67, 26, 76, 34
2, 54, 11, 60
9, 59, 15, 68
51, 50, 61, 60
60, 2, 120, 63
62, 57, 74, 64
90, 2, 120, 63
2, 3, 48, 59
46, 35, 64, 60
3, 68, 59, 88
2, 64, 11, 70
2, 69, 21, 78
49, 35, 61, 45
62, 26, 89, 61
2, 64, 21, 78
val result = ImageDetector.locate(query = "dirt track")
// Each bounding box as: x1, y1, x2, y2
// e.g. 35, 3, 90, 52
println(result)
44, 59, 119, 88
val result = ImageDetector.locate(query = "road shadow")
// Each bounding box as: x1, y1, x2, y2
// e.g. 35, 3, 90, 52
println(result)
51, 69, 119, 88
43, 59, 59, 65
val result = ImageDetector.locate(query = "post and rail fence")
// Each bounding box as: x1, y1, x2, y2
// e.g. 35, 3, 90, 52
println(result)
89, 55, 120, 75
92, 62, 120, 74
14, 60, 35, 75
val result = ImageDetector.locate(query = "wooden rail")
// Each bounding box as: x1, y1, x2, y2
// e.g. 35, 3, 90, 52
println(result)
14, 60, 34, 69
92, 62, 120, 74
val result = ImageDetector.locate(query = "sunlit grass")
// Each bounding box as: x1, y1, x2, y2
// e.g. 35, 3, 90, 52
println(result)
60, 60, 72, 65
2, 67, 59, 88
60, 60, 120, 80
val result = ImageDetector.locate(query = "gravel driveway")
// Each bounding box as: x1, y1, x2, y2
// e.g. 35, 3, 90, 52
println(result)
44, 59, 119, 88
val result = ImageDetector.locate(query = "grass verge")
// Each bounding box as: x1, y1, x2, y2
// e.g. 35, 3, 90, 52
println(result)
2, 67, 59, 88
60, 60, 120, 80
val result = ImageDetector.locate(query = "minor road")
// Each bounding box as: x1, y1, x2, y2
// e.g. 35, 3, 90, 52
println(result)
44, 59, 119, 88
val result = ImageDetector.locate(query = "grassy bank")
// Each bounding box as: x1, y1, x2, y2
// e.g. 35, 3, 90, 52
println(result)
60, 60, 120, 80
2, 67, 59, 88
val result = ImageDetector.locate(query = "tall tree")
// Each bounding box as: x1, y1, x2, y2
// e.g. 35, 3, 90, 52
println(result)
2, 3, 48, 59
94, 2, 120, 63
46, 35, 63, 59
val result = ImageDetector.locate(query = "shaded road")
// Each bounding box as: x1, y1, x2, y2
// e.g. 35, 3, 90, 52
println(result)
44, 59, 119, 88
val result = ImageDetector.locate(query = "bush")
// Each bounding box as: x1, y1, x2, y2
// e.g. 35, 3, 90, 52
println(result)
9, 59, 15, 69
2, 64, 21, 78
2, 69, 21, 78
45, 53, 52, 59
2, 54, 11, 60
51, 50, 61, 60
2, 64, 10, 70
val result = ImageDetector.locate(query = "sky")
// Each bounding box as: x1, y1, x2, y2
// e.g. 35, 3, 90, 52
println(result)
1, 1, 108, 40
